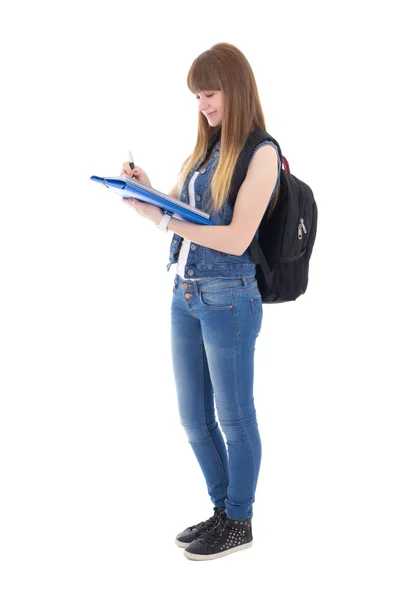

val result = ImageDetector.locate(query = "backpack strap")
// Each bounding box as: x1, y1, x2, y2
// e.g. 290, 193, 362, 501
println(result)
209, 128, 284, 288
249, 238, 274, 287
228, 129, 283, 285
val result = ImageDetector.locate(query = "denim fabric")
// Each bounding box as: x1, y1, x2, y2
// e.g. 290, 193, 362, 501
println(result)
171, 273, 264, 520
166, 139, 281, 279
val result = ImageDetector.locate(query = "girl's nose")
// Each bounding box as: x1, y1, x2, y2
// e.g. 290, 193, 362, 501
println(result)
198, 99, 210, 111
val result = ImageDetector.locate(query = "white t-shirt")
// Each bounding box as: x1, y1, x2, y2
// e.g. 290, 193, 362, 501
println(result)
176, 170, 204, 280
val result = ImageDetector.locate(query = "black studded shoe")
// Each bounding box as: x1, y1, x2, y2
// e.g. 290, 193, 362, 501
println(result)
175, 507, 226, 548
183, 514, 253, 560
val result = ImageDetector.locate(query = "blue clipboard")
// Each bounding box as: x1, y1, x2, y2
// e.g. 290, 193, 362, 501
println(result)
90, 175, 213, 226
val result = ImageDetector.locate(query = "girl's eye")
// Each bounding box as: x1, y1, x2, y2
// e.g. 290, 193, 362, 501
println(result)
195, 94, 214, 99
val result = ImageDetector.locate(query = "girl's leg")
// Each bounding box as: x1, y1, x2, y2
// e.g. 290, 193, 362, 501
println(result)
196, 278, 263, 520
171, 287, 228, 509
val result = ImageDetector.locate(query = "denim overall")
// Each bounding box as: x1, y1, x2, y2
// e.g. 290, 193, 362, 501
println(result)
169, 135, 281, 520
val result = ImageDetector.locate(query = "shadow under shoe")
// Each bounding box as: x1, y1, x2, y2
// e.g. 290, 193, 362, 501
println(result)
175, 507, 226, 548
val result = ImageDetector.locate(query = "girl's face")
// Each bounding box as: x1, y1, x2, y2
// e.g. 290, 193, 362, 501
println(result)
195, 90, 224, 126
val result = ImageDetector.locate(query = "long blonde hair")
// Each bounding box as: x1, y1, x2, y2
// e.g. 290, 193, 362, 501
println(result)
176, 42, 280, 214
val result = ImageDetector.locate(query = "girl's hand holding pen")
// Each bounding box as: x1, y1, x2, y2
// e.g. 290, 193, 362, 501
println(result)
120, 162, 152, 187
120, 159, 163, 225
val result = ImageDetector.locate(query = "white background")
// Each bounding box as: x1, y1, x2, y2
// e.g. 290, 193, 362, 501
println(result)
1, 0, 399, 598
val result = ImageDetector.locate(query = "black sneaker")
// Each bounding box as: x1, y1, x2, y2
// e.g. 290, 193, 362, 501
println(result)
183, 514, 253, 561
175, 507, 226, 548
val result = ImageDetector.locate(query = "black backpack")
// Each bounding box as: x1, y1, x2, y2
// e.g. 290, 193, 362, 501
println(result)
223, 128, 318, 303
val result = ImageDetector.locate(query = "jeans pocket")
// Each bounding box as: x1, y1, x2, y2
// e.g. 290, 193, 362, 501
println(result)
199, 287, 233, 310
250, 297, 263, 334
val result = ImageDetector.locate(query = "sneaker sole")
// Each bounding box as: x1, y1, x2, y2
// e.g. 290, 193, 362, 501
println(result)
175, 538, 191, 548
184, 541, 253, 561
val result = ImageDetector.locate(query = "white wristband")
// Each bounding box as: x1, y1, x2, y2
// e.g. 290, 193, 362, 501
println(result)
157, 212, 172, 232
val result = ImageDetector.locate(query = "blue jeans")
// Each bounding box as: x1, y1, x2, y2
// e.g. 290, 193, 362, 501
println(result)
170, 274, 263, 520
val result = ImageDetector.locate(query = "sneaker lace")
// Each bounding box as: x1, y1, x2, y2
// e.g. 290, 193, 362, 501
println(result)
198, 513, 228, 545
191, 508, 224, 531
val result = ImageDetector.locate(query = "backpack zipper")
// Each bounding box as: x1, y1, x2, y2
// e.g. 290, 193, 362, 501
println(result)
298, 217, 307, 240
286, 216, 307, 257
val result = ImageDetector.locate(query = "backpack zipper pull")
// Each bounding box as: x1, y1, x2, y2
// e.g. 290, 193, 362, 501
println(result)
298, 217, 307, 240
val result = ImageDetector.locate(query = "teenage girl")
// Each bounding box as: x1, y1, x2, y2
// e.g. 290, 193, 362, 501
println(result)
120, 42, 281, 561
